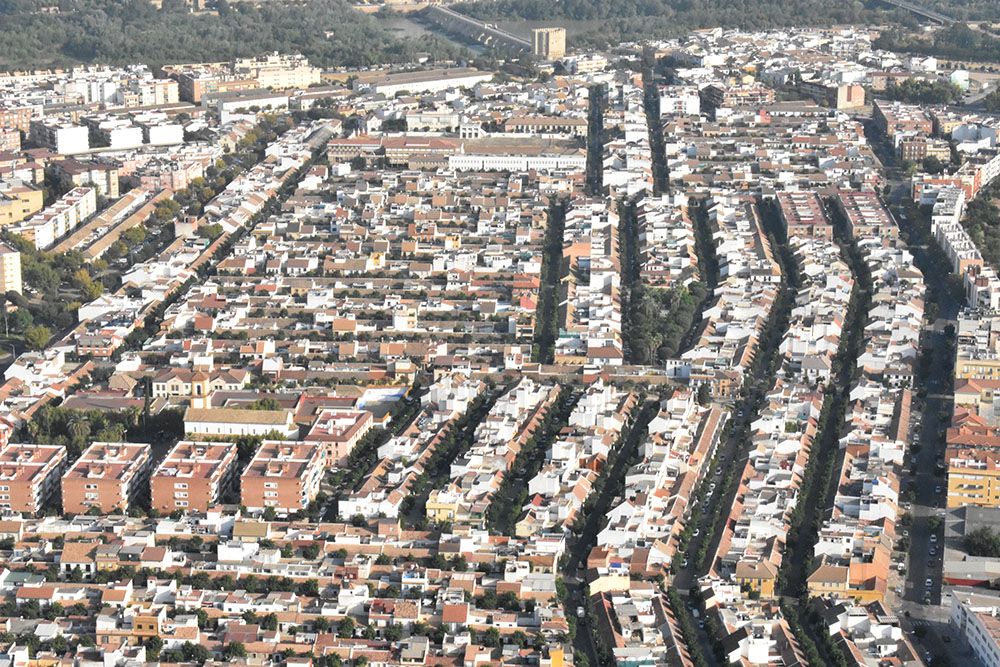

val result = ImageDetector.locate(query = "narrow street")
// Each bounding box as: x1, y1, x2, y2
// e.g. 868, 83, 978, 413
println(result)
892, 203, 963, 666
560, 400, 659, 667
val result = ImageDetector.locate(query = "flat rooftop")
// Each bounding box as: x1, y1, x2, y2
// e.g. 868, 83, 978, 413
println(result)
63, 442, 150, 482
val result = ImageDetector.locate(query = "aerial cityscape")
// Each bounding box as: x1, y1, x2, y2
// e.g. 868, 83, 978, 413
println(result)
1, 0, 1000, 665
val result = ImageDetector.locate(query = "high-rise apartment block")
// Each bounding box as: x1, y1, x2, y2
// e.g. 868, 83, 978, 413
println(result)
0, 244, 22, 295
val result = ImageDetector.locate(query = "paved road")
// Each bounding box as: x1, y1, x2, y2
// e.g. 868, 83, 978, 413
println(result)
892, 202, 963, 666
561, 401, 659, 667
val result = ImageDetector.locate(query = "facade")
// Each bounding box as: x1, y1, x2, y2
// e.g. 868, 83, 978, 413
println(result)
61, 442, 152, 515
8, 186, 97, 250
183, 407, 299, 439
0, 128, 19, 152
303, 408, 374, 467
0, 443, 67, 515
28, 120, 89, 155
834, 189, 899, 242
355, 68, 493, 96
532, 28, 567, 60
0, 243, 22, 295
776, 191, 831, 240
951, 589, 1000, 667
232, 53, 321, 90
0, 105, 38, 133
0, 184, 43, 227
150, 441, 239, 514
240, 441, 325, 514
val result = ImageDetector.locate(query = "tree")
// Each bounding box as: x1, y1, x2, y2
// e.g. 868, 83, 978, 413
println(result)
50, 635, 67, 654
223, 642, 247, 659
24, 324, 51, 350
696, 383, 711, 406
144, 636, 163, 660
482, 627, 501, 647
72, 268, 103, 301
246, 397, 281, 411
966, 526, 1000, 557
923, 155, 946, 175
121, 226, 147, 245
9, 308, 31, 333
180, 642, 210, 662
337, 616, 355, 638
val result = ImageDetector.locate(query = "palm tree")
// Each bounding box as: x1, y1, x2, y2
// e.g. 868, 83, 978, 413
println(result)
68, 414, 91, 446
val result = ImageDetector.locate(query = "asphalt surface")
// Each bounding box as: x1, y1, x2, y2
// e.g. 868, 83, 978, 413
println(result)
891, 197, 964, 667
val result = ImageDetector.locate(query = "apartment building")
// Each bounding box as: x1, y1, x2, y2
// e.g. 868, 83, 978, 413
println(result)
0, 443, 67, 515
240, 441, 325, 514
834, 190, 899, 243
951, 589, 1000, 667
8, 186, 97, 249
0, 128, 19, 152
28, 120, 89, 155
0, 243, 21, 294
872, 99, 933, 140
232, 53, 321, 90
0, 105, 39, 133
151, 441, 239, 514
0, 183, 43, 227
61, 442, 152, 515
303, 408, 374, 467
699, 83, 776, 111
776, 191, 832, 240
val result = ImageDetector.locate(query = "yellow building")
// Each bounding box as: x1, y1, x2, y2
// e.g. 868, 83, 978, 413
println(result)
0, 244, 21, 295
425, 489, 460, 523
947, 451, 1000, 508
734, 560, 778, 599
532, 28, 567, 60
955, 356, 1000, 381
0, 186, 43, 227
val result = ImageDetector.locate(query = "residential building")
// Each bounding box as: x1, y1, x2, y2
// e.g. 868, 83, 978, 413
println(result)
0, 443, 67, 515
0, 243, 21, 295
240, 441, 325, 514
303, 408, 374, 466
61, 442, 152, 515
150, 441, 239, 514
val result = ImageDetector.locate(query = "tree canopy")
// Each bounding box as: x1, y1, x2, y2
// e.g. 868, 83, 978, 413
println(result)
0, 0, 470, 69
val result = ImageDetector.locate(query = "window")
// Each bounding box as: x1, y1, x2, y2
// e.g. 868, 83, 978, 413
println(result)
174, 482, 188, 489
174, 492, 188, 499
176, 501, 188, 507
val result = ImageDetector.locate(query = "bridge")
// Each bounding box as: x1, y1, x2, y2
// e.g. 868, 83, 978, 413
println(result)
876, 0, 956, 24
423, 5, 532, 55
